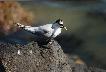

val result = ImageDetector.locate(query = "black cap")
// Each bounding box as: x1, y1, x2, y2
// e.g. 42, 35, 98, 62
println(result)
55, 19, 63, 24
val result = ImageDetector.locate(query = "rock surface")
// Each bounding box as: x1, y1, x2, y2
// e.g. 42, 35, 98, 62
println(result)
0, 40, 106, 72
0, 41, 72, 72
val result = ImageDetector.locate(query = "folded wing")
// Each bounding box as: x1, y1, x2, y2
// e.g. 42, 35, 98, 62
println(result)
16, 23, 49, 35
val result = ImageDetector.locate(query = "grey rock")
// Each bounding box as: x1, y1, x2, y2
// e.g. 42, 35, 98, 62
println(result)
0, 41, 72, 72
0, 40, 105, 72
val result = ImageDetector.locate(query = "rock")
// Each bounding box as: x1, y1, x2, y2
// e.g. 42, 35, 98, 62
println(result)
71, 64, 106, 72
0, 40, 72, 72
0, 40, 106, 72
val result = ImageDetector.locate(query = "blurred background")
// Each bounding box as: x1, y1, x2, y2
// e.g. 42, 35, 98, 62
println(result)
0, 0, 106, 70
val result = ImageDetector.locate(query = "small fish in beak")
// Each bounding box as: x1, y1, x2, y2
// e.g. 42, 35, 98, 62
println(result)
64, 26, 67, 30
59, 24, 67, 30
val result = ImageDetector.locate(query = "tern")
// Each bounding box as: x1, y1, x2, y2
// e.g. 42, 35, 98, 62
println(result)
16, 19, 67, 46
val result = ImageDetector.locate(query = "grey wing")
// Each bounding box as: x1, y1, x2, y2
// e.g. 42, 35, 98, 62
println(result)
23, 26, 49, 35
24, 27, 39, 33
38, 24, 52, 34
42, 29, 48, 34
37, 28, 49, 34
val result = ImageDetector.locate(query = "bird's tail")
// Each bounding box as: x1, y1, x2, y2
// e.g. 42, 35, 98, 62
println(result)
16, 23, 32, 29
16, 23, 25, 28
16, 23, 38, 34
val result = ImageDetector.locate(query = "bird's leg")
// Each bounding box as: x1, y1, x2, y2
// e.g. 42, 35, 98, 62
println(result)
47, 37, 54, 45
46, 37, 51, 44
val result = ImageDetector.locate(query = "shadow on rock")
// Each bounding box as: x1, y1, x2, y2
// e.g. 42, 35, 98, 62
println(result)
0, 60, 6, 72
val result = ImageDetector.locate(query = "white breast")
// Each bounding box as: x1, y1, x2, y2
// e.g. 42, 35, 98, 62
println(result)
52, 28, 61, 38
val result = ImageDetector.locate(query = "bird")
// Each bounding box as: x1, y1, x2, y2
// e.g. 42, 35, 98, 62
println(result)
16, 19, 67, 46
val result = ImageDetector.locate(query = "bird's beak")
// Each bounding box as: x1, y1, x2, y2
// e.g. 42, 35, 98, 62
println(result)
60, 24, 67, 30
64, 27, 67, 30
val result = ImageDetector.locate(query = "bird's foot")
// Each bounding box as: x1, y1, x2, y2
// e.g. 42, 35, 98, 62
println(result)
38, 39, 54, 49
48, 39, 54, 45
38, 42, 53, 49
48, 41, 53, 45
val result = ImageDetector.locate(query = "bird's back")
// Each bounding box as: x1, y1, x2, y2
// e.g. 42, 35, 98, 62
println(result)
39, 24, 61, 38
39, 24, 54, 37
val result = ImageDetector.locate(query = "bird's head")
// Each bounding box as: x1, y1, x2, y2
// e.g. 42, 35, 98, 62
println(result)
55, 19, 64, 28
53, 19, 67, 30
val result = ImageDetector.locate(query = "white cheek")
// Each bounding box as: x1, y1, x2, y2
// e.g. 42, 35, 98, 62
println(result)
59, 21, 63, 24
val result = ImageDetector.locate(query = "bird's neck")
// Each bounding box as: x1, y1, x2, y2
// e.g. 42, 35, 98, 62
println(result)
52, 23, 60, 29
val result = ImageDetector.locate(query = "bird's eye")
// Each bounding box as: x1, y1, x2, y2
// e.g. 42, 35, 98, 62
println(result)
60, 24, 64, 28
59, 24, 63, 26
